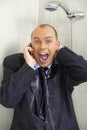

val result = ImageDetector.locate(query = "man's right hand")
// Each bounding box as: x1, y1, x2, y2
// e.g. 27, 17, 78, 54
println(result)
23, 44, 36, 67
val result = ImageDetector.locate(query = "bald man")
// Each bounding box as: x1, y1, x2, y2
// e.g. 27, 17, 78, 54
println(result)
0, 24, 87, 130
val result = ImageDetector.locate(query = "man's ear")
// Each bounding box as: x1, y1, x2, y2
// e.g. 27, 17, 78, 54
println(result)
56, 41, 61, 51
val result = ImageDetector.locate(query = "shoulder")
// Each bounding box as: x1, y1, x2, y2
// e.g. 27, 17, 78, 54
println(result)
3, 53, 25, 69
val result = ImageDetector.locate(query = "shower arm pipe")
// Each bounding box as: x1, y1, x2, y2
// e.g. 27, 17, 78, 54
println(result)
57, 1, 70, 15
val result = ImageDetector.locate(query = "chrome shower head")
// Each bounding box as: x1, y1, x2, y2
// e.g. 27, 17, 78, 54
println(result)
44, 1, 58, 11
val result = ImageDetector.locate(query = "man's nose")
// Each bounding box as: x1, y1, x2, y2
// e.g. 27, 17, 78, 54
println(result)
40, 43, 46, 49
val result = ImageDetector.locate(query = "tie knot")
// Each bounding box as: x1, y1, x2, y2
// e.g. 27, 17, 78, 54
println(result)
38, 67, 48, 70
43, 67, 48, 71
38, 67, 48, 77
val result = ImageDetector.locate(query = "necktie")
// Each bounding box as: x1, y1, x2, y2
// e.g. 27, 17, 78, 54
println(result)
38, 67, 55, 130
38, 67, 48, 120
39, 67, 48, 77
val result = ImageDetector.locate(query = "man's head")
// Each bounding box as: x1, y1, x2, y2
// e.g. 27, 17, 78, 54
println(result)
31, 24, 60, 67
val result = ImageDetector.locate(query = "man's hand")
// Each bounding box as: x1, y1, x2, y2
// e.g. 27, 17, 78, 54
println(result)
23, 44, 36, 67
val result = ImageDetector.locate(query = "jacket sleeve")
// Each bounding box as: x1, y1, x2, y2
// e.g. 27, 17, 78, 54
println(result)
56, 47, 87, 90
0, 55, 36, 108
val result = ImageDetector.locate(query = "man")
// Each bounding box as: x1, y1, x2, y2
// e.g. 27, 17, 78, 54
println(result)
0, 24, 87, 130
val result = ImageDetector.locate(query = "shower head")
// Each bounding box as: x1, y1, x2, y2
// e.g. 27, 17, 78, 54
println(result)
44, 0, 85, 19
44, 1, 58, 11
44, 1, 70, 15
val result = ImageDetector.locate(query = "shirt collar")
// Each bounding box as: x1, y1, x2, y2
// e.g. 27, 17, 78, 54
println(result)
34, 63, 52, 70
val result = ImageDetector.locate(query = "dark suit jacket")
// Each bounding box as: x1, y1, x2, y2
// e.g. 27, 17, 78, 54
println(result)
0, 47, 87, 130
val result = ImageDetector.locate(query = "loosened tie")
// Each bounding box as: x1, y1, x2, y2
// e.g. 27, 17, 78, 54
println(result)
38, 67, 48, 120
38, 67, 54, 130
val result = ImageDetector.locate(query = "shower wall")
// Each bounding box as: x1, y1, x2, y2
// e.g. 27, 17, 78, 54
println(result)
38, 0, 87, 130
0, 0, 39, 130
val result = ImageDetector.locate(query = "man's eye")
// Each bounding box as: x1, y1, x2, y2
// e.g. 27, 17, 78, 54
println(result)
46, 40, 51, 44
35, 40, 40, 44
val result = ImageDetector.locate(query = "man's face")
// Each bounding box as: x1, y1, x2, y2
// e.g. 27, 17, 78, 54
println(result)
31, 26, 60, 67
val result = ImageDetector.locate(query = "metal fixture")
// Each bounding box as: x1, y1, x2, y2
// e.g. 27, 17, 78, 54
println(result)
44, 0, 85, 19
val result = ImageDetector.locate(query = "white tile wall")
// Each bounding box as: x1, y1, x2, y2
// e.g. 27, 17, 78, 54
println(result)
0, 0, 39, 130
38, 0, 87, 130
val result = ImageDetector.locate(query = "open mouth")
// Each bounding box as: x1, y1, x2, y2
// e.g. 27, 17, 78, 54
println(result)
39, 53, 49, 63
